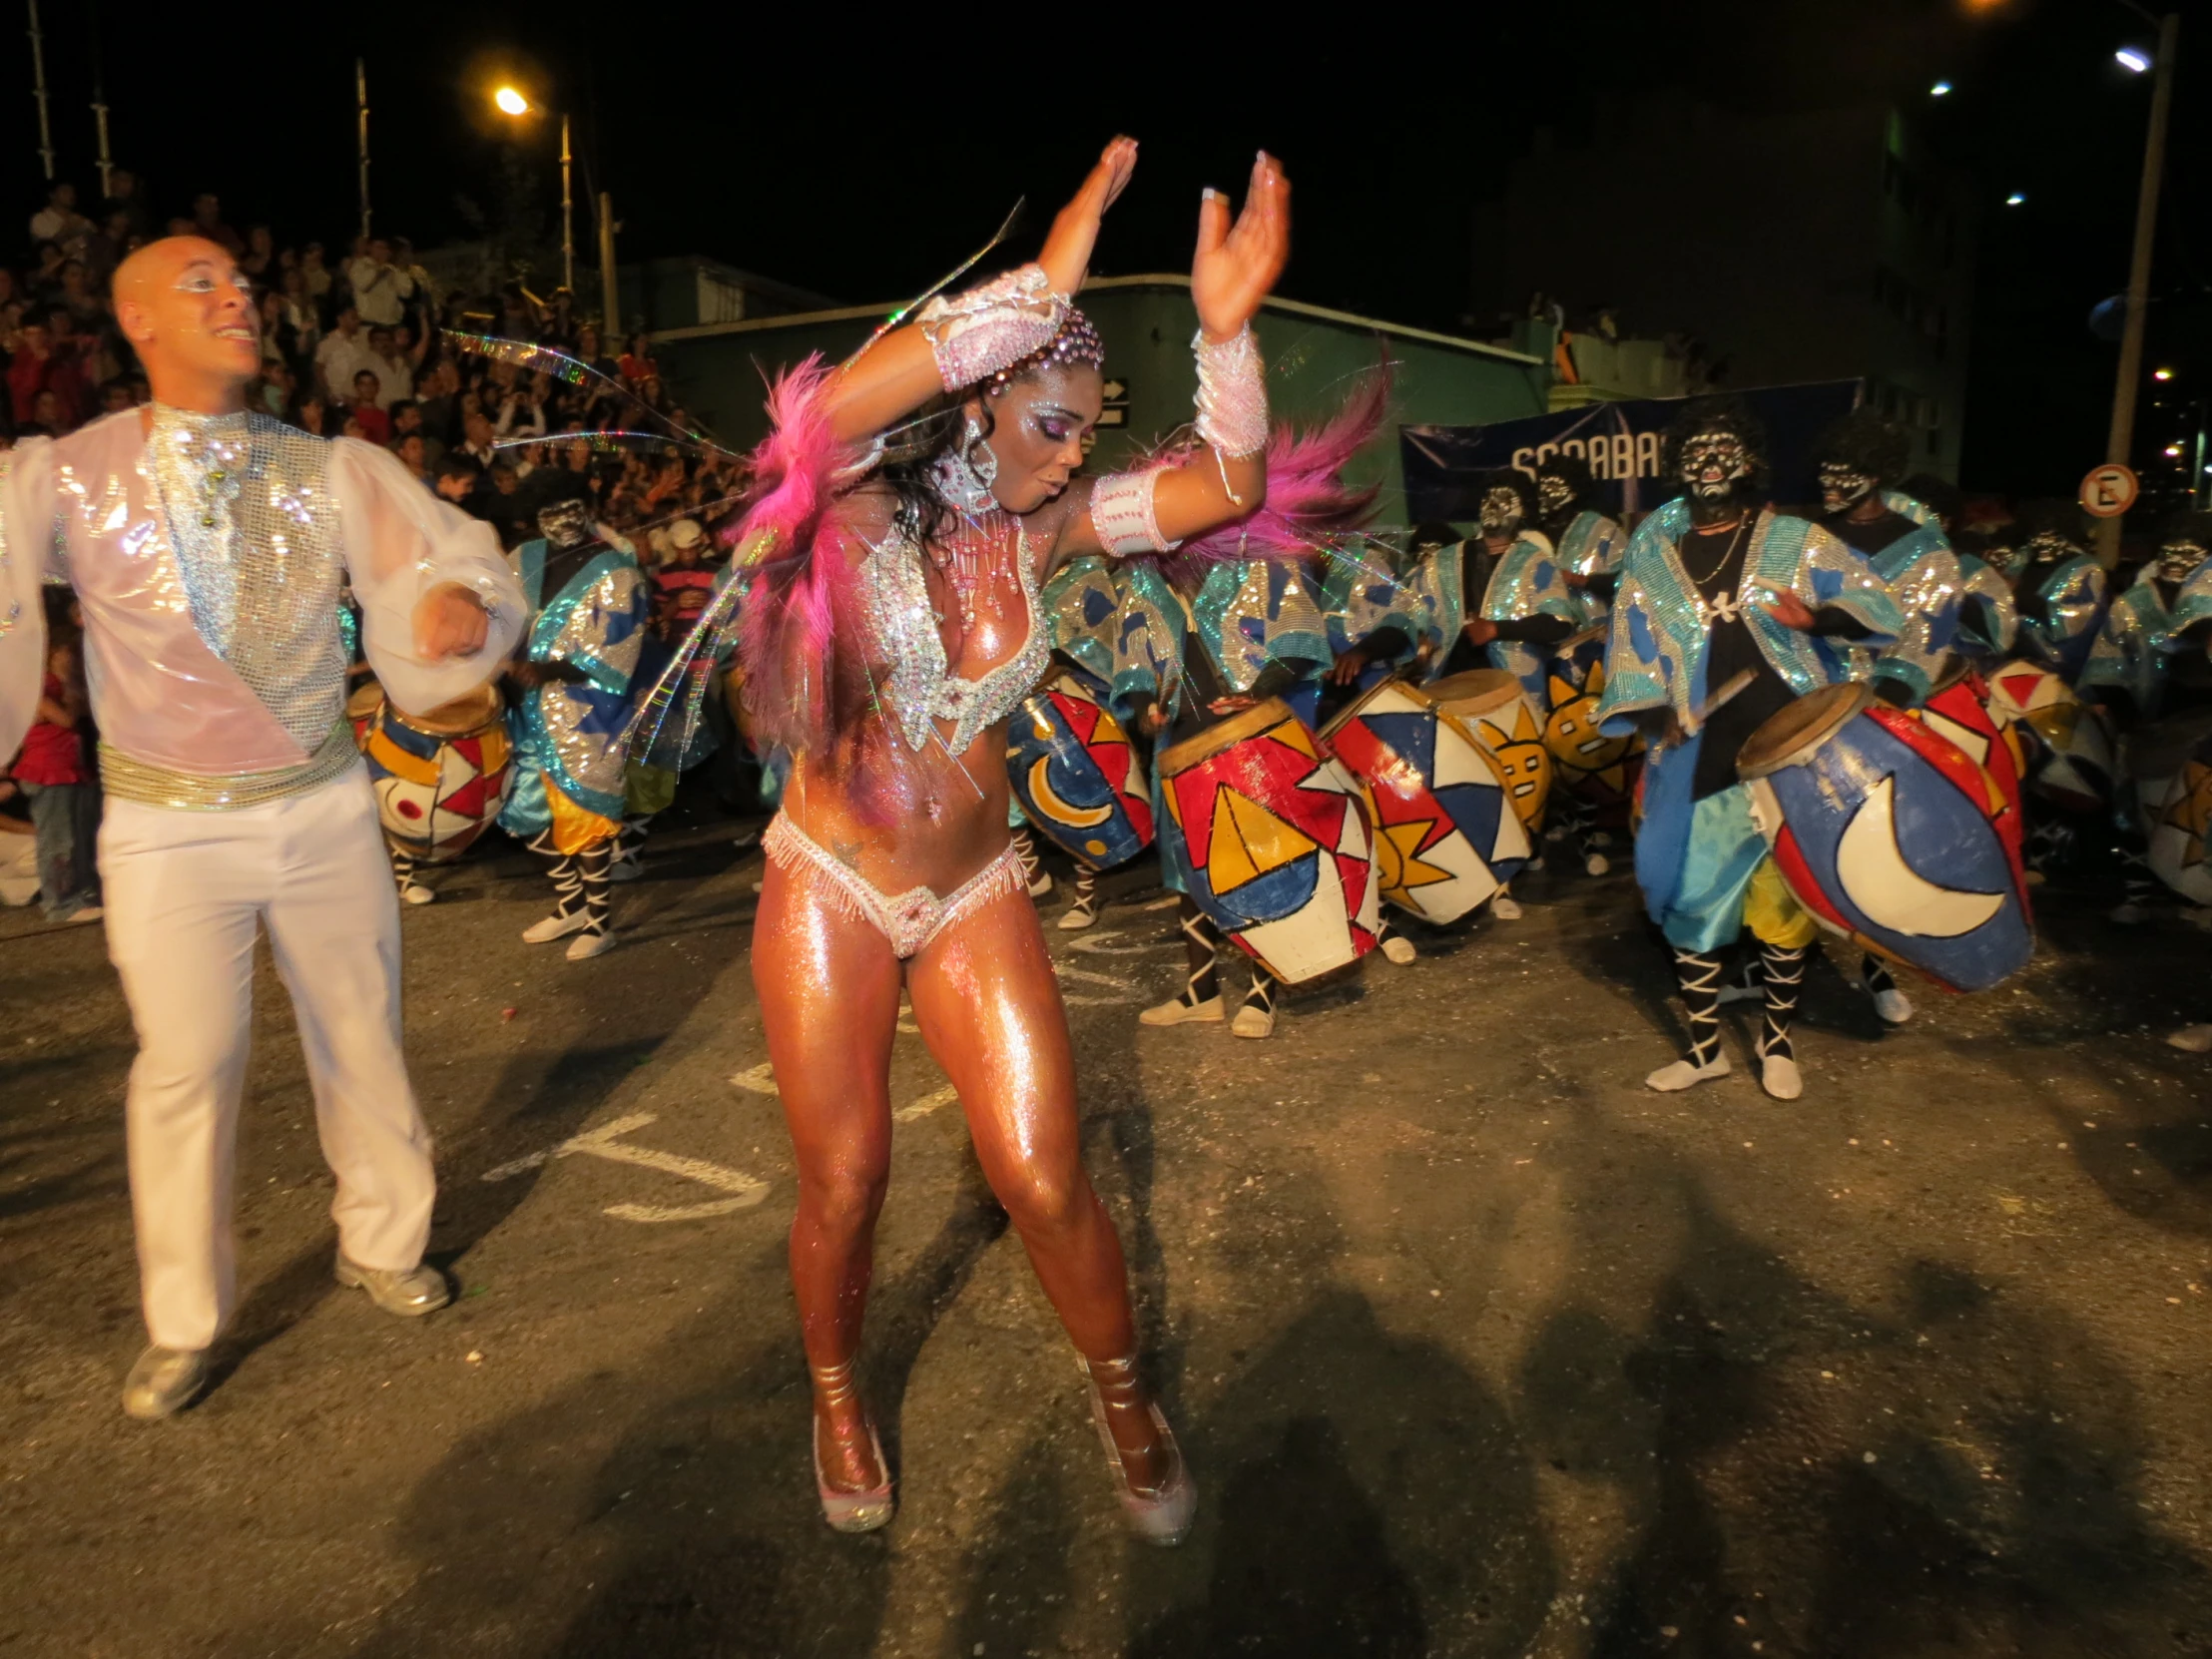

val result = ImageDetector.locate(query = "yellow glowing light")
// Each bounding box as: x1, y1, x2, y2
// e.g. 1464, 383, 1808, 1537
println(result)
2165, 444, 2183, 457
494, 86, 530, 116
2153, 367, 2175, 381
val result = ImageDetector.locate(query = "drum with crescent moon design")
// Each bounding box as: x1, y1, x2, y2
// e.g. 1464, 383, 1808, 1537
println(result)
1427, 668, 1552, 832
1158, 698, 1381, 982
360, 683, 514, 864
1004, 674, 1155, 869
1319, 678, 1529, 923
1739, 682, 2033, 992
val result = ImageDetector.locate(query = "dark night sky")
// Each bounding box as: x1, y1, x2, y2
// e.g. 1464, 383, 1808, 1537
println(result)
12, 0, 2211, 496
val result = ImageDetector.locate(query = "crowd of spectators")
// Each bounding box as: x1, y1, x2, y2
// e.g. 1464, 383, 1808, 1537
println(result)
1, 169, 753, 917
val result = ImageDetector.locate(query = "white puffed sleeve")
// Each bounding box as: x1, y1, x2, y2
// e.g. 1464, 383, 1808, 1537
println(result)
0, 438, 59, 765
329, 436, 525, 717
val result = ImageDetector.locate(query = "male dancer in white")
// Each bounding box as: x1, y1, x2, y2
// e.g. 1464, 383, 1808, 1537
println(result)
0, 238, 525, 1419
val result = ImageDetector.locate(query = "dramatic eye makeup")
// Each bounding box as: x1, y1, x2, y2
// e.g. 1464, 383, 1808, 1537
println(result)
1028, 403, 1083, 445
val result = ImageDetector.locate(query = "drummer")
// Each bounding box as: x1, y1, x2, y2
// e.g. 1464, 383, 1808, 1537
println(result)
1595, 396, 1901, 1101
2008, 501, 2109, 683
1037, 553, 1128, 929
1532, 451, 1628, 878
499, 486, 652, 960
2085, 513, 2212, 925
2166, 552, 2212, 1055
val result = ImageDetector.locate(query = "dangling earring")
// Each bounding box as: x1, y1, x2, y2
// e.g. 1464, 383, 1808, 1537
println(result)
929, 412, 999, 513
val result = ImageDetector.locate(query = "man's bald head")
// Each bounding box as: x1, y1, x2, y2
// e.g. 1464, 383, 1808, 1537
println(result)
113, 236, 260, 405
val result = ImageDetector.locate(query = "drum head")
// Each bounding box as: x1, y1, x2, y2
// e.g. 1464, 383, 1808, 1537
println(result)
1929, 654, 1972, 698
345, 682, 385, 721
1738, 682, 1873, 780
1159, 697, 1299, 778
1318, 676, 1434, 744
1427, 668, 1523, 721
393, 682, 503, 739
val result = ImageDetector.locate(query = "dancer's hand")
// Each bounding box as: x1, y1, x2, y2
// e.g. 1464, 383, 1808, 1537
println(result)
415, 582, 490, 659
1461, 617, 1499, 648
1193, 151, 1291, 343
1039, 137, 1138, 298
1761, 588, 1818, 632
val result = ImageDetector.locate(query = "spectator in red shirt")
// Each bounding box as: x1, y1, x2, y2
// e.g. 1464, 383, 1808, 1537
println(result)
9, 592, 101, 923
348, 368, 391, 444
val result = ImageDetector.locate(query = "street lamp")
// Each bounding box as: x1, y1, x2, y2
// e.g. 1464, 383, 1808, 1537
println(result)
2117, 44, 2154, 72
1931, 80, 1953, 96
491, 85, 574, 298
2004, 192, 2027, 206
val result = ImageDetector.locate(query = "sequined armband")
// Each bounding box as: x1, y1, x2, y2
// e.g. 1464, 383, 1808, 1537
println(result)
1192, 326, 1269, 459
1088, 469, 1178, 556
917, 265, 1068, 393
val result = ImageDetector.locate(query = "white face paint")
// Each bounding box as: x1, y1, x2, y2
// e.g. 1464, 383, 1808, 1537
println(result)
537, 499, 592, 549
1537, 473, 1574, 518
1680, 431, 1752, 501
2156, 539, 2209, 583
2022, 531, 2079, 563
1478, 485, 1524, 535
1819, 463, 1877, 516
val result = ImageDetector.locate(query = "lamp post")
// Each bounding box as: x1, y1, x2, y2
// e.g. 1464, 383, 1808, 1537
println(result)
2100, 9, 2180, 563
492, 87, 574, 297
356, 58, 371, 242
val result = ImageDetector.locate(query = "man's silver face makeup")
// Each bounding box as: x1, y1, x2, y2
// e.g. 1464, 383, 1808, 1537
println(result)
2156, 539, 2209, 583
1680, 431, 1751, 501
1478, 485, 1523, 535
2022, 530, 2078, 562
537, 500, 591, 549
1982, 541, 2021, 575
1537, 474, 1573, 517
1819, 462, 1876, 516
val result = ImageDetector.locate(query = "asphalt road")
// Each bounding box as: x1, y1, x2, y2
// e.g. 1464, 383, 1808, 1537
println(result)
2, 802, 2209, 1659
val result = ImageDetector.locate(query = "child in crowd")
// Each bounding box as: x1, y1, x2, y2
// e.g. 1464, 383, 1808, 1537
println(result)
10, 589, 101, 924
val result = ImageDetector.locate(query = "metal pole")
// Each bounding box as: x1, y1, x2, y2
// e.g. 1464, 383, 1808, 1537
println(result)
2193, 399, 2208, 512
355, 58, 371, 243
2100, 9, 2181, 564
28, 0, 55, 182
560, 114, 575, 297
87, 0, 110, 197
598, 191, 620, 340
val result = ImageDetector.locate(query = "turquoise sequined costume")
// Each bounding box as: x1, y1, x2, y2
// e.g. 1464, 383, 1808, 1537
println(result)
1857, 490, 1962, 705
2082, 566, 2183, 721
1479, 530, 1582, 708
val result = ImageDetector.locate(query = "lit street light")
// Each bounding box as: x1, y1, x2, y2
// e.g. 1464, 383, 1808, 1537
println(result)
2117, 44, 2154, 72
2005, 192, 2027, 206
2154, 367, 2175, 381
492, 85, 573, 298
494, 85, 529, 116
1931, 80, 1953, 96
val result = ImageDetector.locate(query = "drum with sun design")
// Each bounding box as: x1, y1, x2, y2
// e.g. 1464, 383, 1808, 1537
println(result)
1004, 674, 1155, 870
2135, 711, 2212, 905
1158, 698, 1381, 982
360, 683, 514, 864
1542, 656, 1645, 827
1319, 678, 1531, 924
1740, 682, 2033, 992
1427, 668, 1551, 833
1982, 662, 2116, 816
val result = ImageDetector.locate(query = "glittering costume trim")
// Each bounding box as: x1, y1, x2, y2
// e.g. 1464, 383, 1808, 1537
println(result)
1089, 468, 1178, 556
1192, 326, 1269, 458
765, 815, 1026, 959
99, 721, 360, 811
858, 518, 1048, 756
917, 265, 1068, 393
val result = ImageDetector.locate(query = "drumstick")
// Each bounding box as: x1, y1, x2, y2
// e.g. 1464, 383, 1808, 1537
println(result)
1693, 669, 1756, 726
1555, 622, 1609, 653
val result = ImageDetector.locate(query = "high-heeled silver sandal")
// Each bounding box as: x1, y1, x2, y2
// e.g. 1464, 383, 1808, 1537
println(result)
1082, 1355, 1196, 1547
811, 1361, 892, 1533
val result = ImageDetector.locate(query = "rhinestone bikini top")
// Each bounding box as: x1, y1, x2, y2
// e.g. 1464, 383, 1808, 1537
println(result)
858, 518, 1048, 757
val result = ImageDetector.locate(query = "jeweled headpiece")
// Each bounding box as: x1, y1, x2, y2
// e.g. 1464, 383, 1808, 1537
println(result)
987, 308, 1104, 395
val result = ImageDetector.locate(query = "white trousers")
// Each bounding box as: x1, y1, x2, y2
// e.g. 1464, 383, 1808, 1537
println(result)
99, 767, 435, 1352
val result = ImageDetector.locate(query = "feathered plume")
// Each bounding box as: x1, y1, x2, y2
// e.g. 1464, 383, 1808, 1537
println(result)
1167, 357, 1391, 580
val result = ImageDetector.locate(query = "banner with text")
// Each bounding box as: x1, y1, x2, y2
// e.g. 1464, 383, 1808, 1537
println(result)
1399, 379, 1865, 525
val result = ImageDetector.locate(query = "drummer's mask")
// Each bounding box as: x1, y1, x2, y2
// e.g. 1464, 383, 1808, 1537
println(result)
2156, 536, 2209, 583
1981, 541, 2022, 575
536, 498, 593, 550
1478, 484, 1524, 537
1818, 462, 1878, 517
2020, 530, 2080, 567
1679, 429, 1754, 501
1536, 472, 1575, 520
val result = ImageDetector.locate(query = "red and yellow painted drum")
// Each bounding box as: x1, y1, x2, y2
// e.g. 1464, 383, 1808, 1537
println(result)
2136, 711, 2212, 905
1320, 678, 1530, 923
361, 683, 513, 863
347, 681, 384, 748
1006, 674, 1154, 869
1428, 668, 1551, 832
1910, 661, 2026, 874
1542, 657, 1645, 824
1740, 682, 2032, 992
1983, 662, 2115, 815
1159, 697, 1381, 982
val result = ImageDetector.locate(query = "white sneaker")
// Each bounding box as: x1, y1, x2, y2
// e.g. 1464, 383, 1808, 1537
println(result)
565, 929, 617, 960
1756, 1045, 1804, 1100
58, 903, 105, 925
1231, 1001, 1276, 1039
2166, 1023, 2212, 1053
1871, 986, 1915, 1025
1490, 892, 1523, 921
2111, 900, 2148, 925
1057, 903, 1099, 931
1381, 933, 1417, 965
1646, 1054, 1731, 1091
1525, 854, 1547, 874
1544, 823, 1568, 843
1584, 852, 1611, 877
608, 855, 644, 883
1027, 871, 1055, 898
400, 881, 436, 906
1139, 994, 1223, 1027
523, 910, 591, 944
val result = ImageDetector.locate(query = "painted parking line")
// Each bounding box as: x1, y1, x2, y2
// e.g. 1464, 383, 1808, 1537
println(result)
482, 1111, 769, 1223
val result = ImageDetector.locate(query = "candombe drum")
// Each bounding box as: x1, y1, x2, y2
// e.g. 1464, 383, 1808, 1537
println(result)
1005, 673, 1155, 869
1542, 656, 1644, 827
1982, 662, 2115, 816
1158, 697, 1381, 981
1909, 659, 2026, 872
347, 681, 384, 747
2135, 711, 2212, 905
1427, 668, 1552, 833
361, 682, 514, 863
1739, 682, 2032, 992
1319, 677, 1529, 923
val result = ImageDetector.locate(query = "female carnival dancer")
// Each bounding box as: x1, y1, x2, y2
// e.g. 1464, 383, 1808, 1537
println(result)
706, 141, 1289, 1540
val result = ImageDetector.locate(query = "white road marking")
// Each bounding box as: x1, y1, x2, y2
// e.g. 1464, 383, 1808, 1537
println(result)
730, 1063, 779, 1095
894, 1083, 960, 1122
1067, 927, 1178, 957
482, 1111, 769, 1223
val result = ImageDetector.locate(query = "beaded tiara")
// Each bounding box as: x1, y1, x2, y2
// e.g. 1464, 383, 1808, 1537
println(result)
987, 307, 1104, 393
